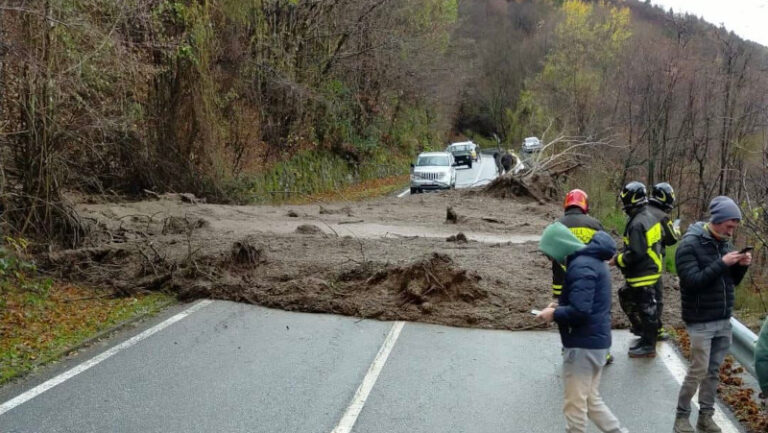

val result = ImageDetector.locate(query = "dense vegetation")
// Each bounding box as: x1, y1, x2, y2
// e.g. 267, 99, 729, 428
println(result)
0, 0, 460, 243
1, 0, 767, 260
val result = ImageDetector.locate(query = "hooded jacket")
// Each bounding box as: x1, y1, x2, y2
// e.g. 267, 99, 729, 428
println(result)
616, 206, 664, 288
675, 222, 748, 323
551, 208, 605, 297
542, 229, 616, 349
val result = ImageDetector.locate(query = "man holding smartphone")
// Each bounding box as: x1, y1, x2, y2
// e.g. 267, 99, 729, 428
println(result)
673, 196, 752, 433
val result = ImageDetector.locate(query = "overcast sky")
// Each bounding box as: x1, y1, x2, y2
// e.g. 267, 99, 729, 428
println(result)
650, 0, 768, 47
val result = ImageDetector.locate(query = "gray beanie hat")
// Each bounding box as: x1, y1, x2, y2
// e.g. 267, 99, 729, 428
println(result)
709, 196, 742, 224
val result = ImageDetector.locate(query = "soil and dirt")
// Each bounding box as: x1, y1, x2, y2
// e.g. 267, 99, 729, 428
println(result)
45, 187, 684, 331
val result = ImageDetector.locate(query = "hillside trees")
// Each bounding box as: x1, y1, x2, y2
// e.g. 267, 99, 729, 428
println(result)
0, 0, 460, 243
518, 0, 631, 139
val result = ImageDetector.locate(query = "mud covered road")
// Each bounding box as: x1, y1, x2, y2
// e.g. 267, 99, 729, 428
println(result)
57, 186, 683, 331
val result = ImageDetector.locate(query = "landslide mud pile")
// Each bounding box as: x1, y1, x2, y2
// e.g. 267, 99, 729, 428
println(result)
46, 192, 683, 331
483, 171, 558, 203
338, 252, 486, 308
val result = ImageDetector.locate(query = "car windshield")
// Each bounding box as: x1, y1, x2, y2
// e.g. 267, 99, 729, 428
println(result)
416, 155, 450, 166
524, 138, 538, 144
450, 145, 471, 152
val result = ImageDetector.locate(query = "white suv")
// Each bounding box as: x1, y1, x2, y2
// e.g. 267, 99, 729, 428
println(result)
410, 152, 457, 194
522, 136, 542, 153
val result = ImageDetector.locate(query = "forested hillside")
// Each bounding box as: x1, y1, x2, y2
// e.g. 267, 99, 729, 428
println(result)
1, 0, 767, 247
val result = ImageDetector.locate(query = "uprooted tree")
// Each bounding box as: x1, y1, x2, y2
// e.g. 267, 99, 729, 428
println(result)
484, 134, 611, 203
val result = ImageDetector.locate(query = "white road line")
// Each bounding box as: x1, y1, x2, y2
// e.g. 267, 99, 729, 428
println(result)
657, 342, 741, 433
397, 188, 410, 198
331, 321, 405, 433
0, 299, 213, 416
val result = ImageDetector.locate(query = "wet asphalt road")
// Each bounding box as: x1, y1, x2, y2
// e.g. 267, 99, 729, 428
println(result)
454, 153, 499, 189
0, 300, 745, 433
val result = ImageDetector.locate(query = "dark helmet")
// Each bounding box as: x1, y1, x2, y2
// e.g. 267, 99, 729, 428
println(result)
650, 182, 675, 211
620, 181, 648, 211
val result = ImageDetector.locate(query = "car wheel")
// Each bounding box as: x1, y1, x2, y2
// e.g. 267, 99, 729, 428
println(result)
410, 187, 418, 194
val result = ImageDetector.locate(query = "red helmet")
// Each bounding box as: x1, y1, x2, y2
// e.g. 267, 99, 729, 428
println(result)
564, 189, 589, 213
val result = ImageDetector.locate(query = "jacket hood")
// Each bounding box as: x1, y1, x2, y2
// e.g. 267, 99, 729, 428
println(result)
539, 222, 585, 263
685, 221, 708, 237
684, 221, 722, 243
572, 231, 616, 261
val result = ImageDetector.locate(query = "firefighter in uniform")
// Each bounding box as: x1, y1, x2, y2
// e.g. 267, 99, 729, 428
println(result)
612, 181, 664, 358
551, 189, 604, 299
647, 182, 680, 342
551, 189, 614, 364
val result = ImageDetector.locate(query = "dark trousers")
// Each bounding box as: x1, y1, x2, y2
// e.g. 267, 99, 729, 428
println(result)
618, 282, 660, 345
655, 281, 664, 331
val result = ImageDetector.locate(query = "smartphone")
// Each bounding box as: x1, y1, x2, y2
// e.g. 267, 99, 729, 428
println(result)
673, 218, 681, 230
738, 246, 754, 254
531, 309, 542, 316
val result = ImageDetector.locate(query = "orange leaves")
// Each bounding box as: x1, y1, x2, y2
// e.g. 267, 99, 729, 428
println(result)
675, 327, 768, 431
1, 281, 171, 384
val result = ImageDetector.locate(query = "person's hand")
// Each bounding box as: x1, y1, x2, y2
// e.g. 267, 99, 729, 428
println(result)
739, 252, 752, 266
537, 307, 555, 323
547, 302, 558, 309
722, 251, 743, 266
608, 255, 616, 266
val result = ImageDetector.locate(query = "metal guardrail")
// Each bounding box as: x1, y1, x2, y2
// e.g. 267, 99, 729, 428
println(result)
730, 317, 759, 377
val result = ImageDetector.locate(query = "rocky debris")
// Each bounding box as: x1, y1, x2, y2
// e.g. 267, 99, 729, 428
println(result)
230, 236, 267, 266
319, 205, 352, 216
295, 224, 323, 235
446, 206, 459, 223
481, 217, 504, 224
447, 233, 468, 243
162, 216, 209, 234
392, 253, 485, 305
287, 210, 299, 217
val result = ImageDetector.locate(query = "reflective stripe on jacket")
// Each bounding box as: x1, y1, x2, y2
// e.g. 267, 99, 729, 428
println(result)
616, 206, 663, 287
552, 208, 604, 296
647, 204, 679, 249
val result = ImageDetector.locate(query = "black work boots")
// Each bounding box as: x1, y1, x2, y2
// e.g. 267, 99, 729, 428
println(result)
628, 342, 656, 358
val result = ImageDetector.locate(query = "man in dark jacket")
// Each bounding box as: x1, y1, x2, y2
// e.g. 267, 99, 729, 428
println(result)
647, 182, 680, 341
537, 222, 629, 433
673, 196, 751, 433
551, 189, 605, 299
612, 181, 664, 358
